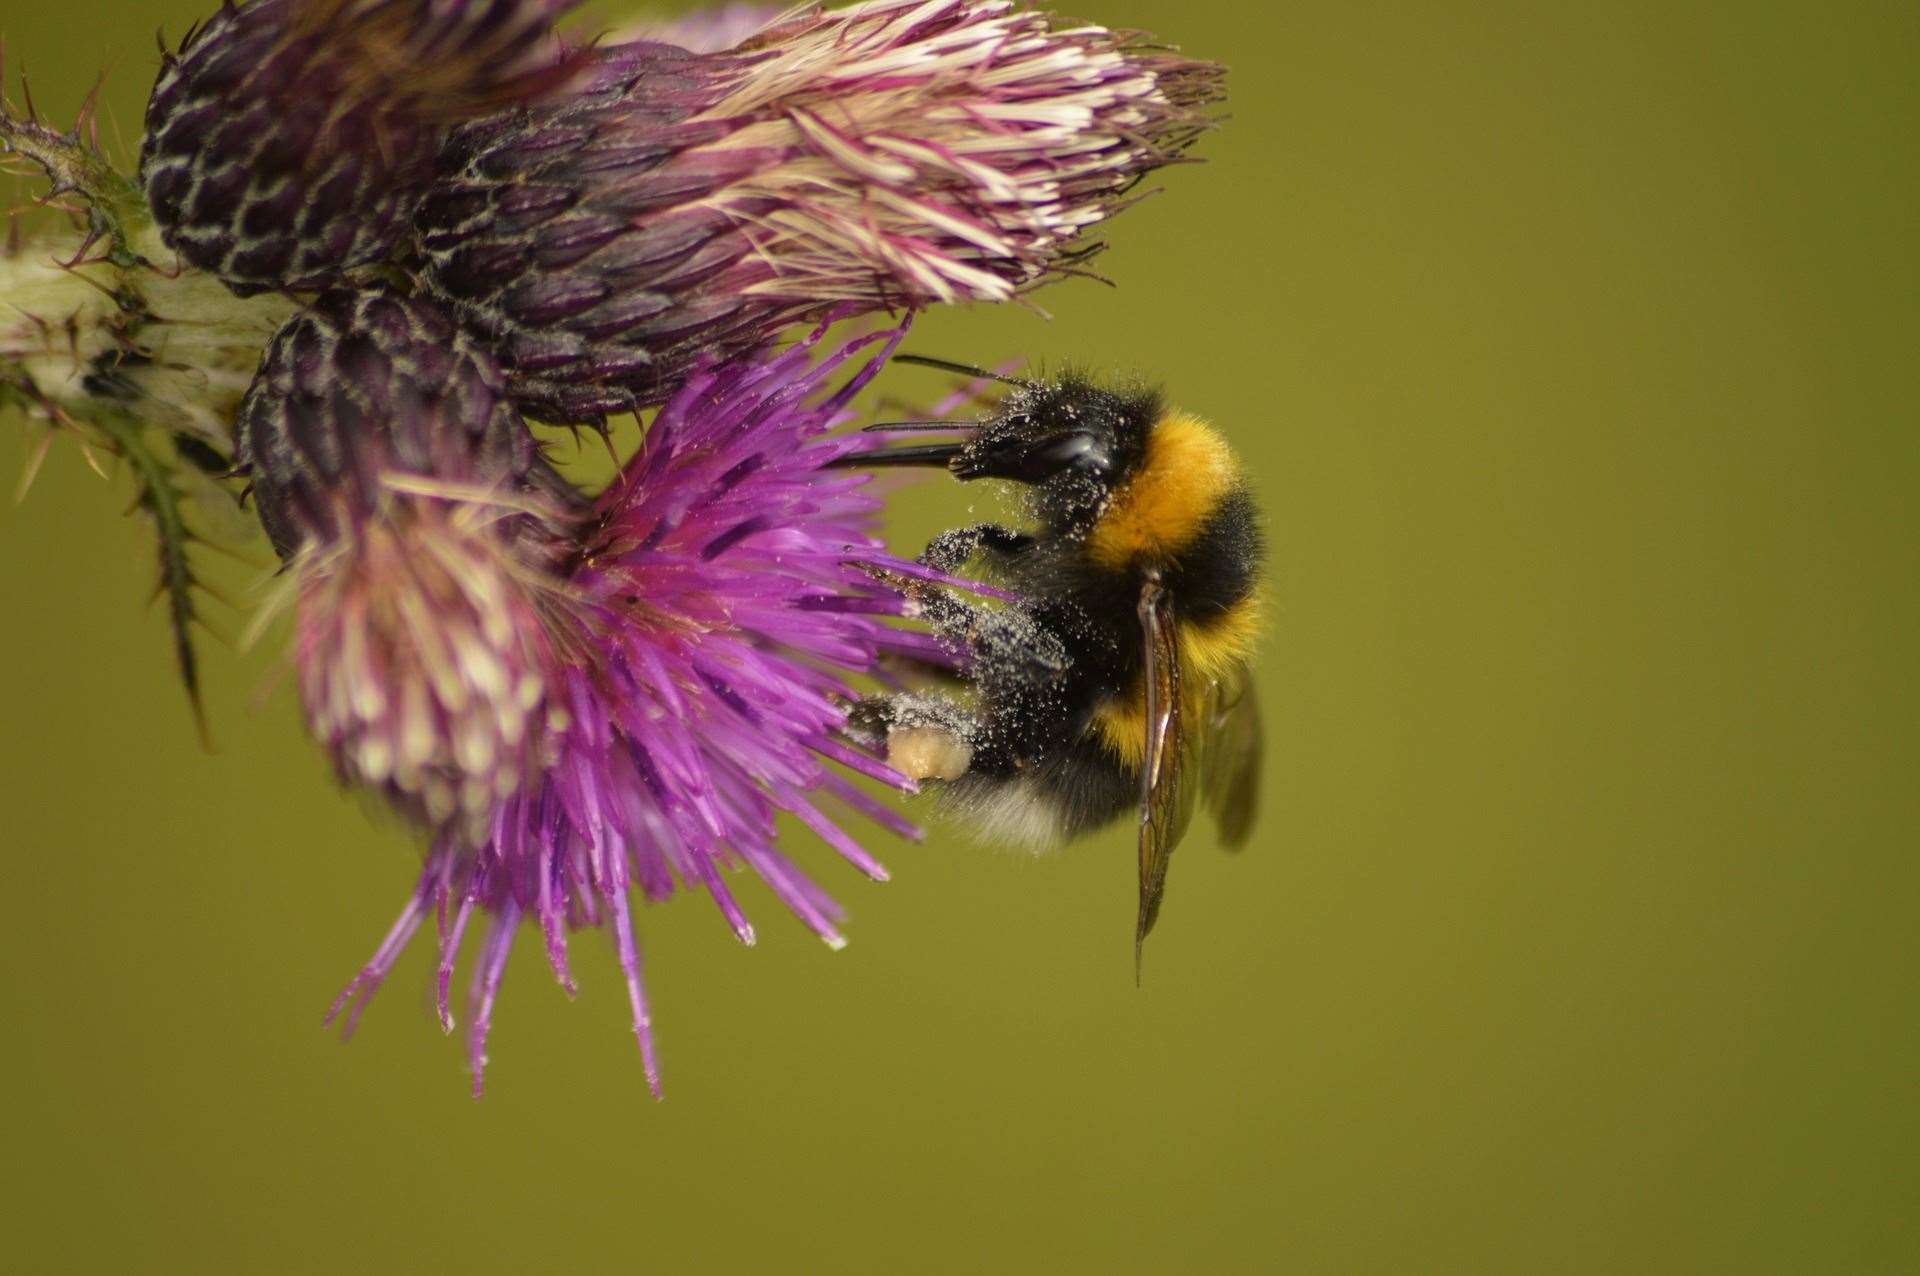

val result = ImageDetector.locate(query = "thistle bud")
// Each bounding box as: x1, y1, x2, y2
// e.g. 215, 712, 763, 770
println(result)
238, 289, 578, 831
141, 0, 585, 294
417, 0, 1224, 421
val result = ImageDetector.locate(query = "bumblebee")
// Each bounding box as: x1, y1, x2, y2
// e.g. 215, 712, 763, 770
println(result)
837, 357, 1265, 968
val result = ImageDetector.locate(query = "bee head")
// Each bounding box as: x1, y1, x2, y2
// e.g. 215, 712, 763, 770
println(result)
956, 379, 1118, 476
849, 366, 1160, 530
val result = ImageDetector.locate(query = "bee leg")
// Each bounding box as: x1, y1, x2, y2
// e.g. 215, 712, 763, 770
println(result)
844, 695, 900, 748
906, 587, 1071, 679
848, 692, 981, 783
851, 557, 1069, 682
917, 523, 1032, 574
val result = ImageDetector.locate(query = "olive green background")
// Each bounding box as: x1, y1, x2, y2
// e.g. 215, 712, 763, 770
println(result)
3, 2, 1915, 1271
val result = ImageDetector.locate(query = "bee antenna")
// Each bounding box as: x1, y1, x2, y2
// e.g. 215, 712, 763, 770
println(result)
894, 353, 1035, 389
861, 420, 980, 433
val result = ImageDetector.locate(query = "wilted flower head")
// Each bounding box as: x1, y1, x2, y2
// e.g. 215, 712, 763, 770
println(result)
141, 0, 586, 293
320, 325, 946, 1095
238, 288, 580, 831
417, 0, 1224, 421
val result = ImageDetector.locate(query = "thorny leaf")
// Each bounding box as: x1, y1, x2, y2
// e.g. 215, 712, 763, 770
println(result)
87, 407, 218, 747
2, 52, 257, 743
0, 44, 148, 267
13, 421, 53, 502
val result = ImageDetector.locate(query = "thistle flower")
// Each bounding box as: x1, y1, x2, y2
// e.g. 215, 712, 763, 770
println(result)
238, 288, 580, 830
313, 324, 945, 1095
141, 0, 586, 294
417, 0, 1224, 422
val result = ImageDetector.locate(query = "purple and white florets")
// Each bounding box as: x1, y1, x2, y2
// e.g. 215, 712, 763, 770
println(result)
327, 328, 946, 1095
416, 0, 1224, 421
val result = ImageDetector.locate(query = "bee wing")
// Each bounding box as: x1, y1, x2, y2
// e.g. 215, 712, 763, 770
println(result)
1199, 662, 1263, 849
1135, 575, 1196, 974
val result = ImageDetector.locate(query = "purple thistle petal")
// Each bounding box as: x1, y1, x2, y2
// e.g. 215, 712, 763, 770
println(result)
609, 888, 661, 1098
738, 840, 848, 951
467, 900, 520, 1098
436, 883, 479, 1035
322, 868, 431, 1039
537, 836, 578, 996
819, 770, 926, 843
785, 789, 892, 882
809, 732, 917, 792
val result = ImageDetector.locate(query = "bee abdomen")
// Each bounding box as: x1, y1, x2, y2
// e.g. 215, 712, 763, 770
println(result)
940, 742, 1137, 851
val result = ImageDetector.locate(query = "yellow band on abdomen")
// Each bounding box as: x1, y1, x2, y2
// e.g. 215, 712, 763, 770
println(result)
1090, 597, 1264, 768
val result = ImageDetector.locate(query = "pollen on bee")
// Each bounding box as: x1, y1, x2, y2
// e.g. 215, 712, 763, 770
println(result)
886, 724, 975, 783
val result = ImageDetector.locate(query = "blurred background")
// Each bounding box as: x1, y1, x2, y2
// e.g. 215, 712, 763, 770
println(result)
2, 1, 1915, 1271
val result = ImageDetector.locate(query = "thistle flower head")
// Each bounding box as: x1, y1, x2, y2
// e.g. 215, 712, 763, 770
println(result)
323, 325, 944, 1095
418, 0, 1224, 421
235, 287, 566, 552
141, 0, 586, 293
239, 288, 579, 831
286, 497, 577, 832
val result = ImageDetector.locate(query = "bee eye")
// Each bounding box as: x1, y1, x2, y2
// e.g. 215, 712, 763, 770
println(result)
990, 431, 1106, 481
955, 427, 1110, 484
1036, 432, 1109, 472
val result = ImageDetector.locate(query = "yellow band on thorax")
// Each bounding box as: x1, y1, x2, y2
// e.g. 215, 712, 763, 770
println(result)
1086, 412, 1239, 570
